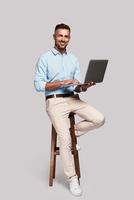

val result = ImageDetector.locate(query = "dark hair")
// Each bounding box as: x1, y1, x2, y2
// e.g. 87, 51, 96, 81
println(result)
54, 23, 71, 32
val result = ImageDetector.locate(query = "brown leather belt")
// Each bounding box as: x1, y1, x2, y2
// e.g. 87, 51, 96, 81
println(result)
46, 92, 78, 100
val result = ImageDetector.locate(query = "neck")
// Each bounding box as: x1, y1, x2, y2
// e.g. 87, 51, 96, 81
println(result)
55, 46, 66, 54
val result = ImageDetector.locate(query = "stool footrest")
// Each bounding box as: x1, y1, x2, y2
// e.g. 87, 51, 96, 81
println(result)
55, 147, 60, 155
54, 146, 77, 156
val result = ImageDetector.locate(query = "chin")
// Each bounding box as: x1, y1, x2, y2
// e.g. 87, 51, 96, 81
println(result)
59, 44, 65, 48
59, 46, 66, 50
61, 46, 66, 49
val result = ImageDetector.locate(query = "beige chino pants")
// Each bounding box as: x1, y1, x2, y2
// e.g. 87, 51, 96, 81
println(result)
46, 94, 105, 181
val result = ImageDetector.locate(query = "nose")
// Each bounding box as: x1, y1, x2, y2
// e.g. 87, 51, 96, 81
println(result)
61, 37, 65, 42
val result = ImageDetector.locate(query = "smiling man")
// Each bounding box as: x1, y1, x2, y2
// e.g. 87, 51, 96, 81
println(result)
34, 23, 105, 196
54, 27, 70, 52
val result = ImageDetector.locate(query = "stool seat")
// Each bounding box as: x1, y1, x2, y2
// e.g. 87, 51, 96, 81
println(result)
49, 112, 81, 186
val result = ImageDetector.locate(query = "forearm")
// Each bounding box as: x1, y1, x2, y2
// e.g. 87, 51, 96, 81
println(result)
45, 81, 64, 90
45, 79, 80, 91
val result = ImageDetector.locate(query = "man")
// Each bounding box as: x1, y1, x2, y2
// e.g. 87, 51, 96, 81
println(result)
34, 23, 105, 196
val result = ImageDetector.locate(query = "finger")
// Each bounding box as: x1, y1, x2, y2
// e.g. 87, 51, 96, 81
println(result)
91, 81, 95, 85
92, 82, 96, 85
89, 81, 95, 86
74, 80, 79, 84
74, 81, 79, 84
81, 85, 87, 90
87, 82, 92, 86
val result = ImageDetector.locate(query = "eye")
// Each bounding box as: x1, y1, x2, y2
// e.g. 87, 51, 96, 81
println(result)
65, 35, 69, 38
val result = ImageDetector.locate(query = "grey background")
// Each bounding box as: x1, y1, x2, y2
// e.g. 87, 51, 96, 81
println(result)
0, 0, 134, 199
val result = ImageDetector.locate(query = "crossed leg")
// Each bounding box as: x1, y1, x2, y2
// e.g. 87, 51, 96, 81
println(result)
71, 99, 105, 137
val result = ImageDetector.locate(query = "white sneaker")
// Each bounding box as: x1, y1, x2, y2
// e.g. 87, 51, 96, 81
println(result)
69, 178, 82, 196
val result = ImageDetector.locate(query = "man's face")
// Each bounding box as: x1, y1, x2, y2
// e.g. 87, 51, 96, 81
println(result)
53, 29, 70, 50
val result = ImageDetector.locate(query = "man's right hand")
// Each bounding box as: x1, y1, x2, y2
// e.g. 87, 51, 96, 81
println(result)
45, 79, 79, 90
61, 79, 79, 86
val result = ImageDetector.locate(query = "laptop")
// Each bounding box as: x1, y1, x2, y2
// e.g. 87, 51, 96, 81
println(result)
59, 59, 108, 87
83, 59, 108, 84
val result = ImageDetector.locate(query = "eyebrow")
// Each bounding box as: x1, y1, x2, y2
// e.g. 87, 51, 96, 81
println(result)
58, 34, 70, 37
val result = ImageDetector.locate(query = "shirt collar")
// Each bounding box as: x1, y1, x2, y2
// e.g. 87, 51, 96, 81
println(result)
51, 47, 67, 55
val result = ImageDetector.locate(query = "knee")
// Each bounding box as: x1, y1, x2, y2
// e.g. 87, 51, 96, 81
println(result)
96, 114, 105, 127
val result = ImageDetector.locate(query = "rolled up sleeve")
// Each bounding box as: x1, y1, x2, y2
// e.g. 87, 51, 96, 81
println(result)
34, 57, 48, 92
74, 59, 82, 83
73, 59, 82, 91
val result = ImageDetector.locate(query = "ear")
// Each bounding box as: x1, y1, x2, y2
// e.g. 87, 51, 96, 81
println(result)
53, 34, 55, 40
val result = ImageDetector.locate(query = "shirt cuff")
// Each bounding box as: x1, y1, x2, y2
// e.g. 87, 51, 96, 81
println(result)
34, 81, 47, 92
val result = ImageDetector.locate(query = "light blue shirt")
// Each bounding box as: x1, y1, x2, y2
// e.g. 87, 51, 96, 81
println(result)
34, 47, 82, 96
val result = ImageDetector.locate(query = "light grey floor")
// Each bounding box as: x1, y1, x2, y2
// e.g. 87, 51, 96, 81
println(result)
1, 105, 133, 200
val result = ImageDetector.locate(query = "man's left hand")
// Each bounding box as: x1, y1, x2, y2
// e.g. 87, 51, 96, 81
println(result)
75, 82, 96, 93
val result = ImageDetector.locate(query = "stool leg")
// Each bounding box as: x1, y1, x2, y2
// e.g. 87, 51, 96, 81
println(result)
49, 126, 56, 186
53, 128, 57, 179
69, 114, 81, 178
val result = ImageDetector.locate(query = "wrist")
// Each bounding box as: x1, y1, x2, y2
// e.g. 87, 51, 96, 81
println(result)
79, 86, 83, 92
75, 86, 82, 93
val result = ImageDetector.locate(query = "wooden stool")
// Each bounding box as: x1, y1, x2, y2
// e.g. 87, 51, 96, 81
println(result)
49, 112, 81, 186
